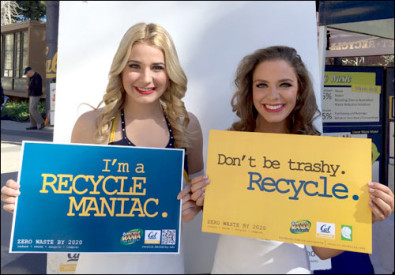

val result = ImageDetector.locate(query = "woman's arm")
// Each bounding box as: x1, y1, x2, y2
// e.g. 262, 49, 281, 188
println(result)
311, 246, 343, 260
313, 182, 394, 260
1, 109, 103, 213
177, 112, 205, 222
185, 112, 204, 175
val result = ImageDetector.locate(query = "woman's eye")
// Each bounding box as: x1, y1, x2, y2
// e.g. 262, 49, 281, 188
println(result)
256, 83, 267, 88
280, 83, 292, 87
129, 64, 140, 69
152, 65, 164, 71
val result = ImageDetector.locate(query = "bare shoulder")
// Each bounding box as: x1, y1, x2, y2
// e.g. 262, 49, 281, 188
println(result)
187, 111, 202, 132
186, 112, 204, 174
71, 109, 103, 144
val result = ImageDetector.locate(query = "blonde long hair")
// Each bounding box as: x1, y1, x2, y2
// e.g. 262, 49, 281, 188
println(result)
96, 23, 191, 148
230, 46, 320, 135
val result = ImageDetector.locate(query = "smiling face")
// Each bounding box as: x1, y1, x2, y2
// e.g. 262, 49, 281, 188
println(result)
121, 42, 169, 105
252, 59, 298, 133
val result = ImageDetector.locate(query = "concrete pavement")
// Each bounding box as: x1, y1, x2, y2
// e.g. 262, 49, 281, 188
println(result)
1, 120, 54, 173
1, 120, 53, 274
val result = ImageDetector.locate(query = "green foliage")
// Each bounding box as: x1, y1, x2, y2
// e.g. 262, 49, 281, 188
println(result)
15, 1, 46, 22
2, 99, 45, 122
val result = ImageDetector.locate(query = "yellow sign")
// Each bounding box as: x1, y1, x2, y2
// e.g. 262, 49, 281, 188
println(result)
351, 84, 381, 94
324, 71, 376, 86
202, 130, 372, 253
46, 51, 57, 79
59, 264, 77, 272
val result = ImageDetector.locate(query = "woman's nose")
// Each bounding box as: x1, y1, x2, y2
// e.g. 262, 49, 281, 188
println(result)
266, 86, 280, 99
141, 68, 152, 84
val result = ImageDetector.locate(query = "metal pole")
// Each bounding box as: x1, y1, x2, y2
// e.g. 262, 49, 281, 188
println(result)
45, 1, 59, 124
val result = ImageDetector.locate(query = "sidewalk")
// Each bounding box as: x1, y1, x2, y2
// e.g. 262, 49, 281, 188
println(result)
1, 120, 52, 274
1, 120, 53, 174
1, 120, 53, 143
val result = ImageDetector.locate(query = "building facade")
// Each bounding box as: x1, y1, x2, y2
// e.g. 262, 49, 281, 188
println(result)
1, 20, 46, 98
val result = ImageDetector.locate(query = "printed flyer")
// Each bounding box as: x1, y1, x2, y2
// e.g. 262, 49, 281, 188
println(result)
10, 142, 184, 253
322, 69, 382, 123
202, 130, 372, 253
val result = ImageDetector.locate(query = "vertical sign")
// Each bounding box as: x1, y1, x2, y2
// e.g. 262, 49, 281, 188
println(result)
385, 68, 394, 192
50, 83, 56, 126
323, 66, 384, 184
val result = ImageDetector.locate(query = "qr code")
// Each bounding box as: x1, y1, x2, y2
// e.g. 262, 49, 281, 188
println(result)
161, 229, 176, 245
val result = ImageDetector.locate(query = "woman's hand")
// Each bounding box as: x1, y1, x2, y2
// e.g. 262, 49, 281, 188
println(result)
369, 182, 394, 223
177, 184, 202, 222
1, 179, 20, 214
190, 174, 210, 207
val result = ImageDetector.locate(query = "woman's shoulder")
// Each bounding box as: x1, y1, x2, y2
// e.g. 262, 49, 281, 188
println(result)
185, 111, 204, 174
186, 111, 201, 132
71, 108, 104, 144
79, 108, 103, 121
75, 108, 104, 129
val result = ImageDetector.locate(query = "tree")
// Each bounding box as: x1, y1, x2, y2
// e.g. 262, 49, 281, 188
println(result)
15, 1, 46, 21
1, 1, 21, 26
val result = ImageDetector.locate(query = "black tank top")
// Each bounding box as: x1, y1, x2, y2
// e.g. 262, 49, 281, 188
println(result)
108, 109, 188, 173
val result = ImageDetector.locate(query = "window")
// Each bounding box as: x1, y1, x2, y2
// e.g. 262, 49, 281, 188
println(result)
22, 31, 28, 77
15, 32, 21, 78
4, 33, 14, 77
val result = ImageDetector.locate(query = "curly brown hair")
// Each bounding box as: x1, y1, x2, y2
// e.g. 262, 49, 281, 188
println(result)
230, 46, 320, 135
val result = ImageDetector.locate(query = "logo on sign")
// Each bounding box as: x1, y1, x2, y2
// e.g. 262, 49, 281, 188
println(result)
67, 253, 80, 262
341, 225, 353, 241
316, 222, 335, 239
144, 230, 161, 244
120, 229, 142, 245
290, 220, 311, 234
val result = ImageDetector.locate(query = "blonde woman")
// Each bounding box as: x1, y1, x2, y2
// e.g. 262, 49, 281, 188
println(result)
1, 23, 204, 274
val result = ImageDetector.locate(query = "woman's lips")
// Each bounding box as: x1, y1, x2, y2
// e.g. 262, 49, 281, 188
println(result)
135, 87, 155, 94
263, 104, 285, 112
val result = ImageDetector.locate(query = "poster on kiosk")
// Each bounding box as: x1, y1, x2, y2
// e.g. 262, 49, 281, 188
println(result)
385, 68, 394, 192
322, 66, 384, 184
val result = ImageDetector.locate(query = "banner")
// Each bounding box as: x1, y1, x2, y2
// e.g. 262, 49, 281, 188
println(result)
202, 130, 372, 253
10, 142, 184, 253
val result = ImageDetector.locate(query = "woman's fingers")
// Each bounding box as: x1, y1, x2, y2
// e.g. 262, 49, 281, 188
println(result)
177, 184, 191, 200
1, 180, 20, 213
190, 175, 209, 205
369, 182, 394, 222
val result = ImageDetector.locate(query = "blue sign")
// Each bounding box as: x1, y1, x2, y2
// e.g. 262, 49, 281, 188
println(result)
10, 142, 184, 253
